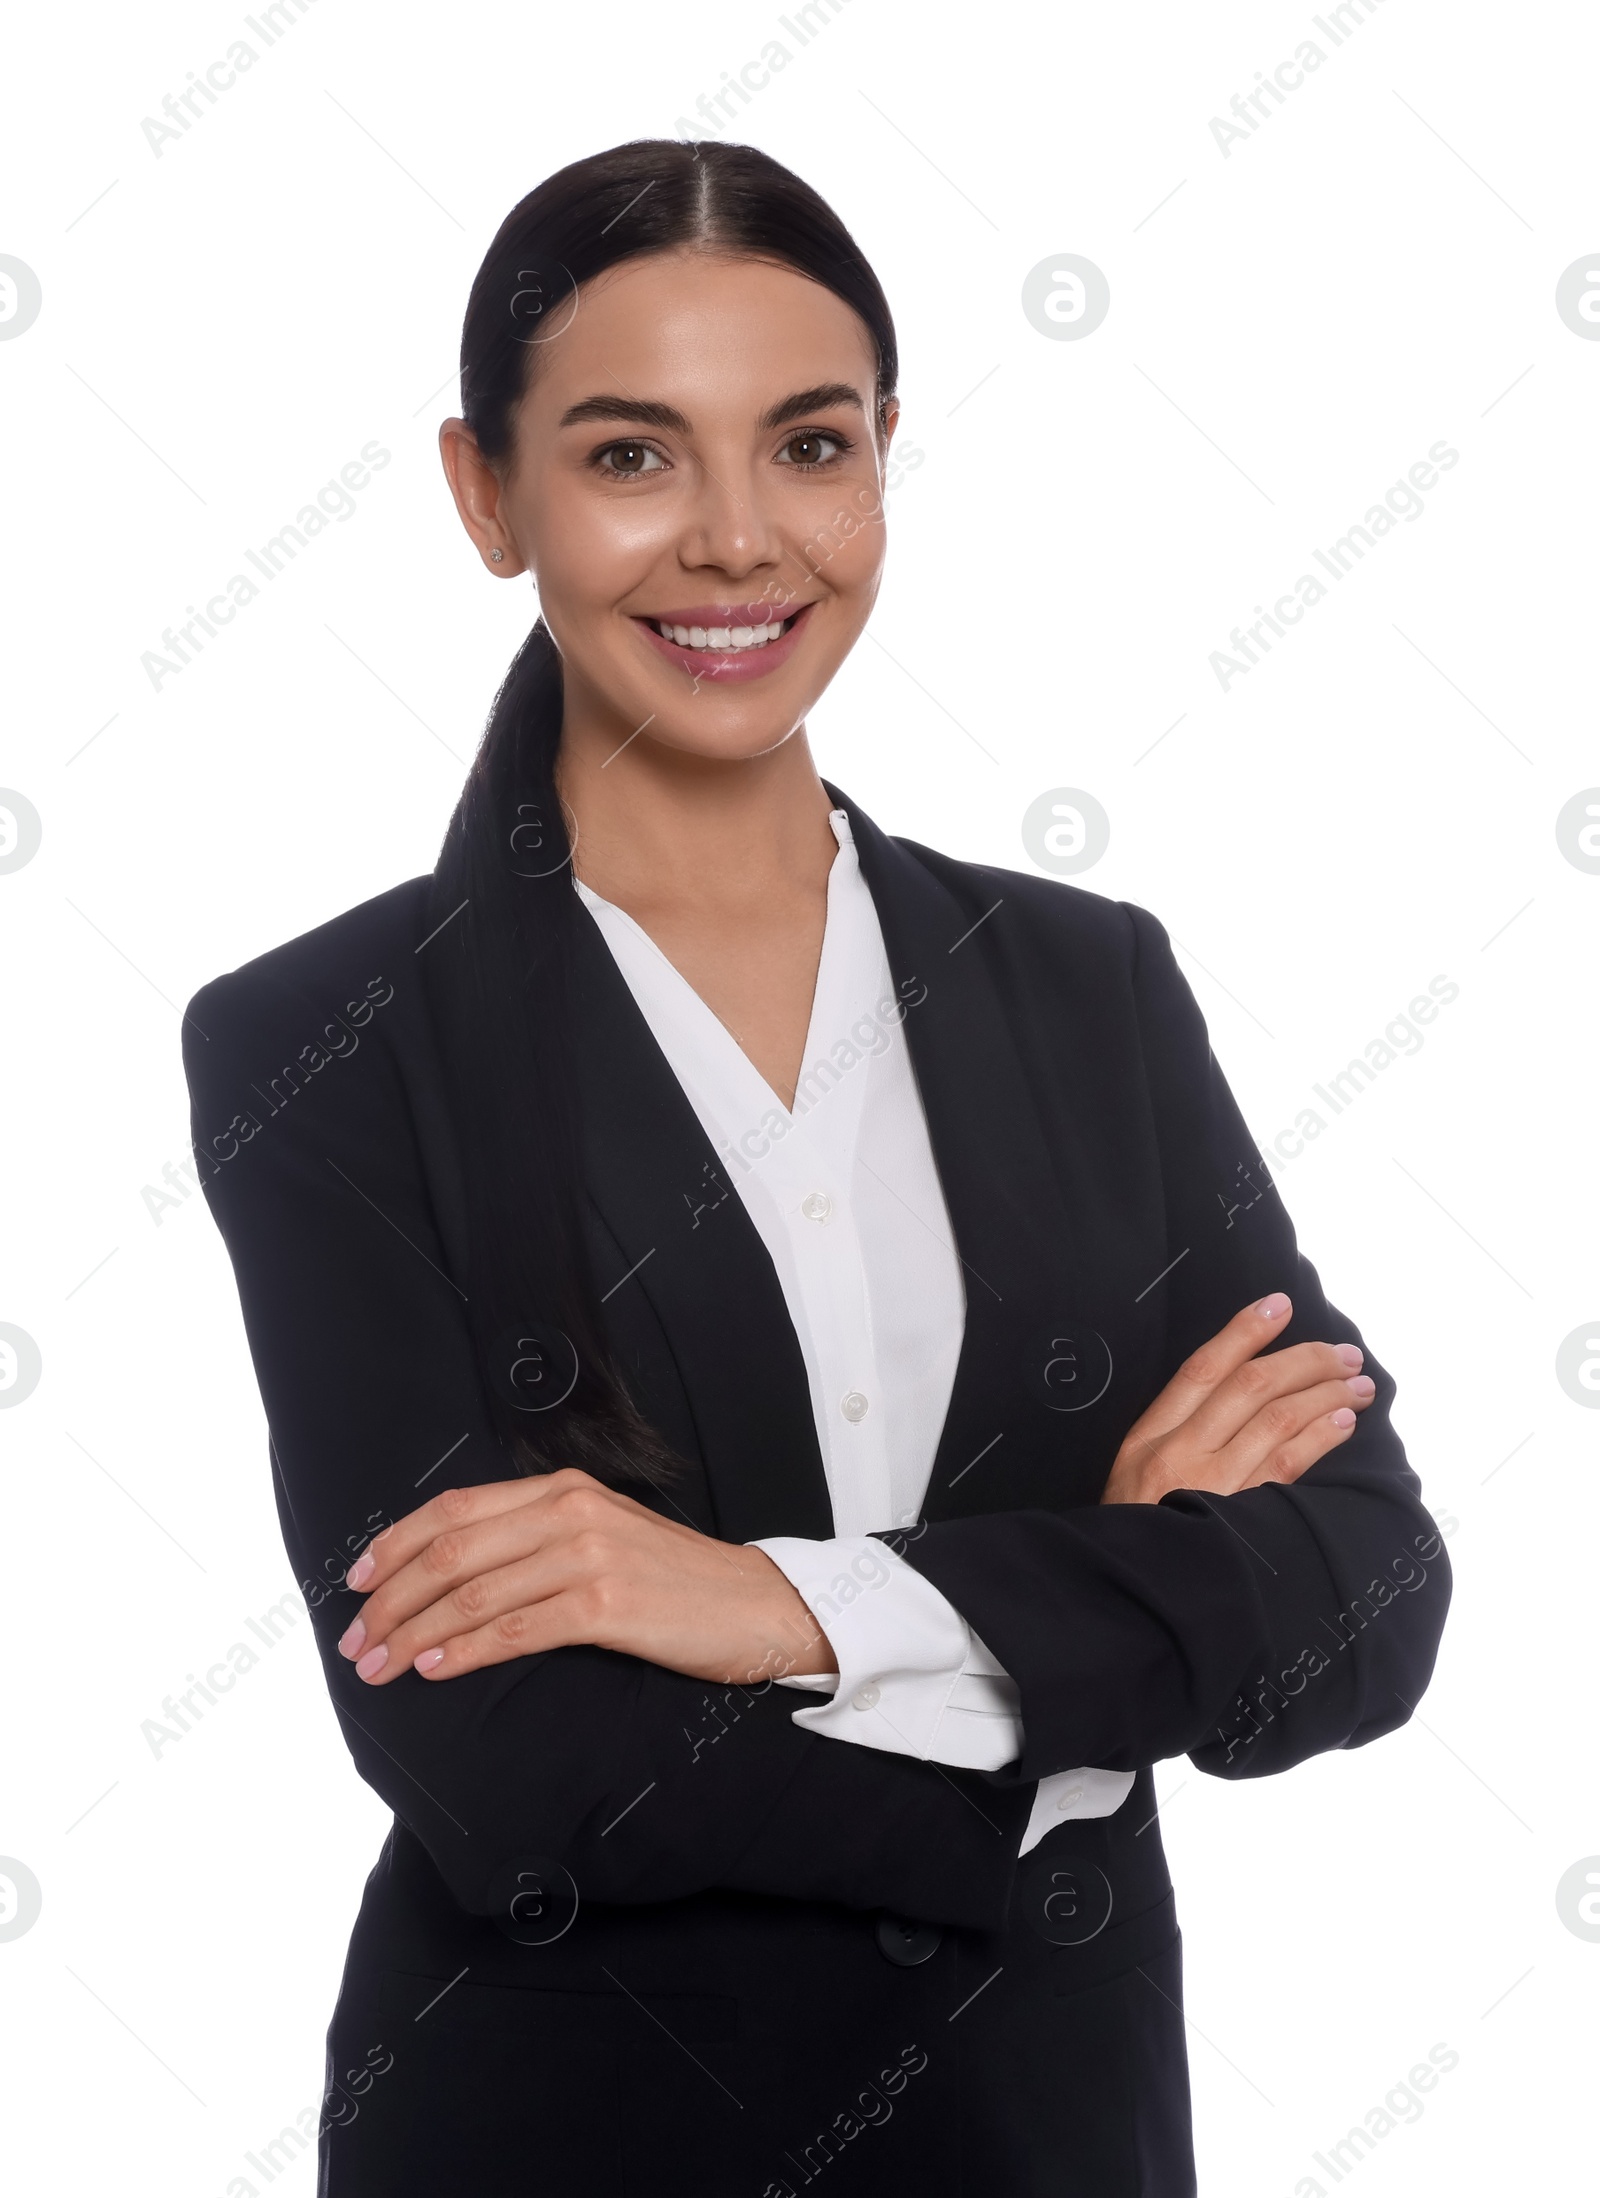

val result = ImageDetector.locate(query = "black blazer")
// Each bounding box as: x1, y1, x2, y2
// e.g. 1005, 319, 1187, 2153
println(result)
183, 784, 1449, 2198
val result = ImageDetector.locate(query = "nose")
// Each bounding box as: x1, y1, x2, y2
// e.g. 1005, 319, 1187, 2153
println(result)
676, 450, 788, 589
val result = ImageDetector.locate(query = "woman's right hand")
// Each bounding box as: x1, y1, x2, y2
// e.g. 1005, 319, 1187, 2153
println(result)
1100, 1291, 1376, 1506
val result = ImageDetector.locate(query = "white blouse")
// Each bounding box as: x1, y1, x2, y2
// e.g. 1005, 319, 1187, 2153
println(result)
574, 808, 1133, 1857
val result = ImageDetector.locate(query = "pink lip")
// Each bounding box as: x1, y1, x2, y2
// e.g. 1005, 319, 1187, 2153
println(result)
633, 601, 817, 684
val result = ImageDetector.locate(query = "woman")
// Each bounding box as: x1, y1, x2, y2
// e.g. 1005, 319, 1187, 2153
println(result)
184, 140, 1450, 2197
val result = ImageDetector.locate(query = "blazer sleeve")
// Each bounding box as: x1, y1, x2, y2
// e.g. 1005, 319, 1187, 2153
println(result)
889, 899, 1452, 1786
183, 963, 1031, 1935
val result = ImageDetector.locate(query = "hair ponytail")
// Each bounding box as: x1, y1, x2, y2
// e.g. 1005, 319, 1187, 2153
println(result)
421, 138, 897, 1487
421, 617, 684, 1485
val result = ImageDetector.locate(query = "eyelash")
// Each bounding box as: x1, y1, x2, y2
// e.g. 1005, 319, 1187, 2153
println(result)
590, 428, 854, 479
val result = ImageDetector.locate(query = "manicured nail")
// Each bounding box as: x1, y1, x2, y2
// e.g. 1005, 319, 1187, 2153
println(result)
1330, 1407, 1356, 1429
1257, 1293, 1291, 1318
355, 1644, 389, 1681
1336, 1344, 1364, 1370
1347, 1375, 1375, 1399
414, 1649, 445, 1675
337, 1618, 366, 1660
346, 1553, 374, 1590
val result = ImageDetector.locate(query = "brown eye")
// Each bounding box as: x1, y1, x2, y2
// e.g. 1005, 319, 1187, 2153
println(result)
597, 441, 664, 477
778, 431, 843, 468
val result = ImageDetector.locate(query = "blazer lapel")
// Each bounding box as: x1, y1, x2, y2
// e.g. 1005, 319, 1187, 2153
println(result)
565, 909, 835, 1543
827, 783, 1155, 1523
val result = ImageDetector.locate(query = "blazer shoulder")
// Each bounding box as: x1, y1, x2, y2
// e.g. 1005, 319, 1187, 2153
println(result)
185, 877, 433, 1038
889, 832, 1166, 974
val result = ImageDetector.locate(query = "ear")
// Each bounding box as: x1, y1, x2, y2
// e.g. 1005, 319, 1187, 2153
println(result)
438, 417, 527, 578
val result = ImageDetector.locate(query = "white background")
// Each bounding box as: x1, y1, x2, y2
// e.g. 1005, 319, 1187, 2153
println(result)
2, 1, 1596, 2191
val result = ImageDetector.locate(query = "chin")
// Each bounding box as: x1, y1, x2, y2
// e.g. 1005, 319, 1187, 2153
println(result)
636, 704, 813, 765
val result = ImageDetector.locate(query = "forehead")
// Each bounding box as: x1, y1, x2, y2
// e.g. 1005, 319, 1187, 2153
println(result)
522, 249, 878, 418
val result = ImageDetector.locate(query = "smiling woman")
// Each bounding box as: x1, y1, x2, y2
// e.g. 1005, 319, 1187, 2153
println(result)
182, 138, 1450, 2197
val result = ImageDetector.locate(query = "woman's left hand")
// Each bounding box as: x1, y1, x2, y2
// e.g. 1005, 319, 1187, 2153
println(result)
334, 1469, 839, 1689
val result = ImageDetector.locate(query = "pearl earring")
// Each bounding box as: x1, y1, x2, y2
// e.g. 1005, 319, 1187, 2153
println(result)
490, 548, 504, 563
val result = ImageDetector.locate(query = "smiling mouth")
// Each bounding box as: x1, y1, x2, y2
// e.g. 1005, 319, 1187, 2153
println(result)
645, 611, 805, 653
631, 601, 817, 682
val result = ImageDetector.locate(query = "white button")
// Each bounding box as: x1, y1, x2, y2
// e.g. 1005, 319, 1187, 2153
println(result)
840, 1390, 869, 1422
801, 1191, 833, 1222
1057, 1784, 1086, 1811
852, 1682, 882, 1710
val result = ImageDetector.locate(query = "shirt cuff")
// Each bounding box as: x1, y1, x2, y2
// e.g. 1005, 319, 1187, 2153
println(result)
752, 1532, 1137, 1855
751, 1532, 1026, 1772
1020, 1768, 1138, 1856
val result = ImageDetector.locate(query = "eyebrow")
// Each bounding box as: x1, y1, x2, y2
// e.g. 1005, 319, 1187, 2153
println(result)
557, 382, 868, 435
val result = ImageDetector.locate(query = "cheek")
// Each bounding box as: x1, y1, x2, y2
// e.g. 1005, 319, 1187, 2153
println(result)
525, 483, 677, 609
800, 499, 887, 603
818, 528, 888, 643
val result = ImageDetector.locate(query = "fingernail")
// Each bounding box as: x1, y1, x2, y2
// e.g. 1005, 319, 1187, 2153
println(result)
337, 1618, 366, 1659
1347, 1375, 1375, 1399
1336, 1344, 1364, 1370
355, 1644, 389, 1681
1256, 1293, 1291, 1318
346, 1553, 374, 1590
414, 1649, 445, 1675
1330, 1407, 1356, 1429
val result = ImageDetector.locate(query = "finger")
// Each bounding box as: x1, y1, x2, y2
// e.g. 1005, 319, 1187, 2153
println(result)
351, 1548, 586, 1683
1181, 1340, 1366, 1456
343, 1473, 642, 1665
1204, 1373, 1374, 1489
343, 1488, 593, 1662
1233, 1401, 1361, 1491
1113, 1373, 1372, 1505
346, 1470, 591, 1592
410, 1593, 587, 1681
1124, 1293, 1295, 1447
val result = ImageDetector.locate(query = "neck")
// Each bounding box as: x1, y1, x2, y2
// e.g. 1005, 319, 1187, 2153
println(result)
556, 714, 839, 917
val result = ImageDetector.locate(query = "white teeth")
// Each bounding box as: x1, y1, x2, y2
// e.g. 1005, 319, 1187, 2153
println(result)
656, 619, 787, 651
